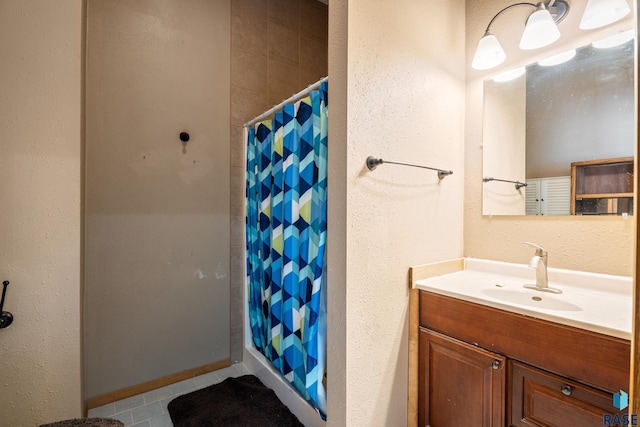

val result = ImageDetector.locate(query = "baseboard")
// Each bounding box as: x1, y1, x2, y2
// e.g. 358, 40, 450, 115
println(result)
85, 358, 232, 412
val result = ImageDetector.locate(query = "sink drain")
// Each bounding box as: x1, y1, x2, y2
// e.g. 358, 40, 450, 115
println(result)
532, 296, 542, 302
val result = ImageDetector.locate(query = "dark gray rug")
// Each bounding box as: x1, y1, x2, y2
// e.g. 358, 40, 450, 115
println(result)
167, 374, 303, 427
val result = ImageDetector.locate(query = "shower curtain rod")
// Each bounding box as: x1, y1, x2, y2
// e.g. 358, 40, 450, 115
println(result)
243, 76, 328, 128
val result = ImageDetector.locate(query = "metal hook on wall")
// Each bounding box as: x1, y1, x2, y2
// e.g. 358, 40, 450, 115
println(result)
179, 132, 190, 154
0, 280, 14, 329
366, 156, 453, 180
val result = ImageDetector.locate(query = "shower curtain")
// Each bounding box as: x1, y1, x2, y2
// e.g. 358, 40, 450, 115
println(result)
246, 81, 328, 418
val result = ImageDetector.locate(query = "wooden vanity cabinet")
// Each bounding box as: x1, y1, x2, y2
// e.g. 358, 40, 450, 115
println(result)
509, 361, 624, 427
419, 329, 505, 426
417, 290, 630, 427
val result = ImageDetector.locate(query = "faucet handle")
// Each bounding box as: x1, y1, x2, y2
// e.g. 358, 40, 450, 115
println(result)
524, 241, 547, 255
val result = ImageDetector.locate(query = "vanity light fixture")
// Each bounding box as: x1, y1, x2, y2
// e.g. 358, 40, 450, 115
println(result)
519, 3, 561, 50
472, 1, 568, 70
592, 29, 635, 49
580, 0, 631, 30
537, 49, 576, 66
493, 67, 526, 82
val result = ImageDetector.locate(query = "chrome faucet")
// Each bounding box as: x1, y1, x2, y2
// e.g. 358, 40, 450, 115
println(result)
523, 242, 562, 294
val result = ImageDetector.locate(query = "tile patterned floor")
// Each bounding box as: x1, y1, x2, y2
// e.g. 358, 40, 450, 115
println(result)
88, 363, 251, 427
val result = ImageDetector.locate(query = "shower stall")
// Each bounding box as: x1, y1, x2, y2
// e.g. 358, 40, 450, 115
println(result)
243, 78, 328, 422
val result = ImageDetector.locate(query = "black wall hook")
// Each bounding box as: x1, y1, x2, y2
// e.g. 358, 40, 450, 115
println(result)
179, 132, 190, 154
0, 280, 13, 329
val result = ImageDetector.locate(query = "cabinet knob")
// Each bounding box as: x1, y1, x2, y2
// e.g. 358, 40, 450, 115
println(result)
561, 385, 572, 396
491, 361, 500, 370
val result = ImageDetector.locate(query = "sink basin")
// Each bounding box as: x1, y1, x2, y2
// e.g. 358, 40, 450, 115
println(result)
413, 257, 632, 339
480, 287, 582, 311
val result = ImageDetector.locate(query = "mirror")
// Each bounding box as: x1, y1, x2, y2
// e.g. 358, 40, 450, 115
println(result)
482, 36, 634, 216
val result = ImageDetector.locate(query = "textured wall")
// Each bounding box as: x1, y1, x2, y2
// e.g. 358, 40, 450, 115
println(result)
327, 0, 466, 424
84, 0, 231, 398
230, 0, 328, 363
465, 0, 635, 276
482, 76, 526, 215
0, 0, 83, 425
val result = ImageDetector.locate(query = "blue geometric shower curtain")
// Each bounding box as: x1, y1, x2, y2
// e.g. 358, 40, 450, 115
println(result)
246, 81, 328, 418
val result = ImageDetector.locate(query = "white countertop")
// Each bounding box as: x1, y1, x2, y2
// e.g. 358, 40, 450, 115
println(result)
414, 258, 633, 340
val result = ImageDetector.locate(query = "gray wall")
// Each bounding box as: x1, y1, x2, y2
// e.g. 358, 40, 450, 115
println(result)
84, 0, 231, 398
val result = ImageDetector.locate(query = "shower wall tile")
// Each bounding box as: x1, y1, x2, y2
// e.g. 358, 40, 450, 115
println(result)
300, 35, 328, 80
230, 125, 244, 168
229, 245, 245, 290
230, 215, 244, 250
229, 241, 245, 363
268, 59, 301, 106
230, 330, 243, 364
300, 35, 327, 70
231, 5, 267, 54
230, 0, 327, 365
299, 69, 325, 95
268, 0, 299, 31
230, 251, 244, 328
231, 85, 268, 127
300, 0, 328, 42
231, 17, 267, 54
233, 0, 267, 19
268, 22, 300, 66
230, 166, 245, 212
231, 51, 268, 93
230, 244, 244, 281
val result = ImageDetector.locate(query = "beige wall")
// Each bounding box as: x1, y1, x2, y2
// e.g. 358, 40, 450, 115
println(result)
327, 0, 466, 424
84, 0, 231, 398
0, 0, 83, 425
482, 76, 527, 215
230, 0, 328, 362
465, 0, 635, 276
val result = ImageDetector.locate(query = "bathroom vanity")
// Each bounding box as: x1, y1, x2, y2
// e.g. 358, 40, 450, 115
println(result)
410, 258, 632, 427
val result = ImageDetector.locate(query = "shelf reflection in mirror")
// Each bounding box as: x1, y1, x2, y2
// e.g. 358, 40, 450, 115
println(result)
482, 36, 634, 216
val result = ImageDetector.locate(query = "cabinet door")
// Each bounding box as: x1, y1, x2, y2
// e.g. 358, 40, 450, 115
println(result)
526, 177, 570, 215
419, 328, 505, 427
525, 179, 540, 215
509, 361, 624, 427
540, 177, 570, 216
